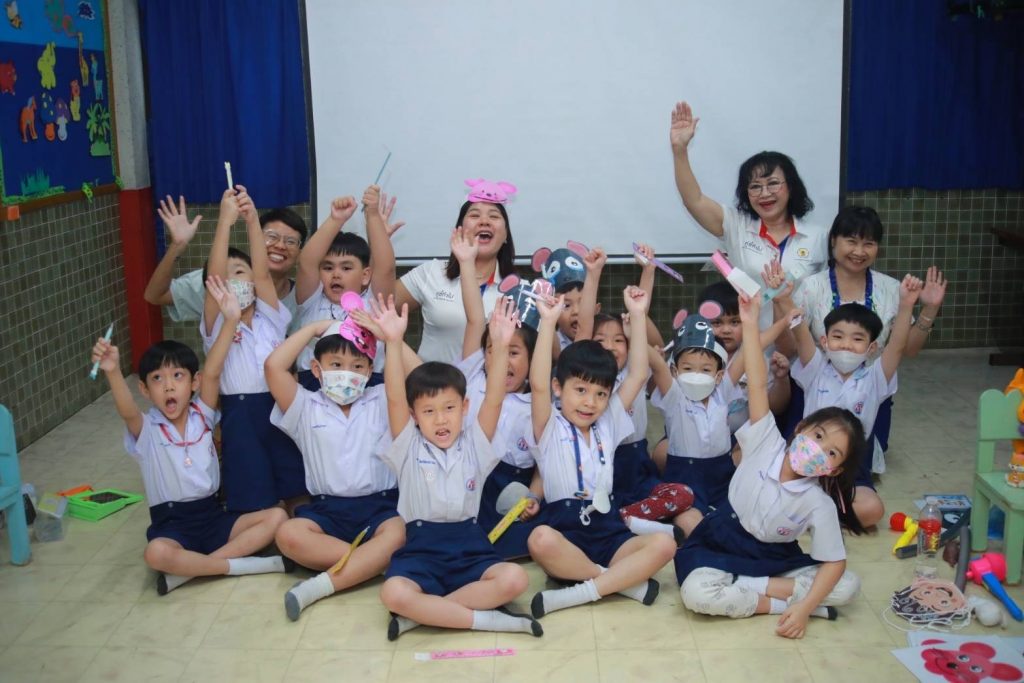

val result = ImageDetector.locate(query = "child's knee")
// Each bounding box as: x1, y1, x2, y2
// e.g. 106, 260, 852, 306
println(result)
274, 519, 305, 555
493, 563, 529, 598
829, 570, 861, 606
854, 488, 885, 527
647, 532, 677, 564
527, 525, 560, 558
680, 567, 757, 618
380, 577, 413, 612
143, 539, 176, 571
377, 518, 407, 549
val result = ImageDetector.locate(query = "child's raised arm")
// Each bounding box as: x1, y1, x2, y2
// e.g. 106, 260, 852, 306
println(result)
739, 293, 769, 423
199, 276, 241, 408
727, 303, 803, 386
238, 187, 278, 311
144, 196, 202, 307
371, 294, 412, 437
296, 196, 358, 304
91, 339, 143, 438
574, 247, 606, 342
451, 227, 484, 359
478, 298, 516, 440
203, 188, 240, 335
364, 185, 397, 300
264, 320, 333, 414
616, 286, 650, 411
634, 243, 666, 348
647, 343, 674, 396
530, 293, 565, 442
881, 274, 922, 382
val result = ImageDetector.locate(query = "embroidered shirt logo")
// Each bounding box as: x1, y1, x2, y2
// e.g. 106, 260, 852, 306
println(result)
776, 526, 794, 536
434, 290, 456, 302
742, 239, 765, 254
517, 437, 529, 451
853, 400, 864, 415
797, 247, 809, 258
465, 477, 476, 491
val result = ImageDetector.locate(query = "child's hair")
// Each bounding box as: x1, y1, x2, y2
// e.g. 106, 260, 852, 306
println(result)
793, 406, 868, 535
260, 208, 308, 246
827, 206, 884, 265
480, 325, 538, 392
555, 340, 618, 390
313, 334, 372, 363
326, 232, 370, 267
201, 247, 251, 285
697, 281, 739, 317
138, 340, 199, 380
445, 201, 516, 280
405, 361, 467, 406
823, 303, 883, 342
734, 151, 813, 220
593, 312, 623, 333
555, 281, 584, 295
672, 345, 724, 371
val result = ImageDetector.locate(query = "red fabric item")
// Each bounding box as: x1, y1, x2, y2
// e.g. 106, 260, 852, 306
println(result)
619, 483, 694, 521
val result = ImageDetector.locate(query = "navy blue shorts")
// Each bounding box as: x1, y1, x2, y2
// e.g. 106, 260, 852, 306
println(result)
146, 496, 240, 554
385, 518, 503, 596
612, 438, 663, 505
542, 497, 635, 568
298, 370, 383, 393
673, 500, 817, 585
663, 452, 735, 514
478, 461, 540, 560
295, 489, 399, 542
221, 392, 307, 512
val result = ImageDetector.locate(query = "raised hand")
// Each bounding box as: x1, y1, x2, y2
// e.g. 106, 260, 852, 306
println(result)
762, 260, 786, 290
368, 293, 408, 343
330, 196, 358, 224
219, 187, 240, 224
634, 242, 656, 272
158, 195, 202, 246
362, 184, 381, 214
207, 275, 241, 322
899, 274, 923, 306
738, 291, 761, 323
235, 186, 256, 221
622, 285, 649, 314
584, 246, 608, 275
537, 293, 565, 324
770, 351, 791, 379
919, 266, 947, 308
670, 101, 699, 151
350, 308, 383, 339
90, 337, 120, 373
450, 226, 479, 264
380, 191, 406, 237
488, 296, 520, 346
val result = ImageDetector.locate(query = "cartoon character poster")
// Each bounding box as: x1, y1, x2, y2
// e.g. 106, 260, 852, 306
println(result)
894, 634, 1024, 682
0, 0, 116, 204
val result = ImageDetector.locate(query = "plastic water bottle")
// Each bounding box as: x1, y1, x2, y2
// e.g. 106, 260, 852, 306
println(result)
33, 511, 64, 542
915, 497, 942, 578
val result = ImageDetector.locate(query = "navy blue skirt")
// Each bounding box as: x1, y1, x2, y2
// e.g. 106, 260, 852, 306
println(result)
663, 452, 735, 514
478, 461, 540, 560
612, 438, 663, 505
674, 500, 817, 585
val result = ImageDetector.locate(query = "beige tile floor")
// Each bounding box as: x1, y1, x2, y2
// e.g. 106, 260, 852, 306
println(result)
2, 348, 1024, 682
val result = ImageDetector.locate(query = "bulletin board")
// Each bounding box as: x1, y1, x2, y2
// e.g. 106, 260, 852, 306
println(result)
0, 0, 117, 207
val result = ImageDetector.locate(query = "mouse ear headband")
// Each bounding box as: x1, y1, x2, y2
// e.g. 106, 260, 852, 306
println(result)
464, 178, 517, 204
665, 301, 727, 364
497, 275, 552, 331
321, 291, 377, 360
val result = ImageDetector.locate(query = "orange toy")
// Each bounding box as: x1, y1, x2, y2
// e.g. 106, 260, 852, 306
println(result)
1006, 370, 1024, 488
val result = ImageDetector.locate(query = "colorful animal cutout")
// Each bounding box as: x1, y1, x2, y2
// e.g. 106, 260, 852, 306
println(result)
531, 241, 588, 292
38, 42, 56, 89
920, 639, 1023, 683
464, 178, 517, 205
0, 61, 16, 95
19, 96, 37, 141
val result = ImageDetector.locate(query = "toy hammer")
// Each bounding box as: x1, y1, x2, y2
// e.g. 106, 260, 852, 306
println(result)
966, 552, 1023, 621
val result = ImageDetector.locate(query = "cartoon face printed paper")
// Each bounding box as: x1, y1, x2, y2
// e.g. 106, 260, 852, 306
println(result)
890, 578, 970, 629
497, 275, 552, 331
920, 640, 1023, 683
532, 241, 588, 293
465, 178, 517, 205
321, 291, 377, 360
670, 301, 728, 365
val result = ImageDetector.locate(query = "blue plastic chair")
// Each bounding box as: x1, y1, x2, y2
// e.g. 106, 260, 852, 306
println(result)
0, 405, 31, 565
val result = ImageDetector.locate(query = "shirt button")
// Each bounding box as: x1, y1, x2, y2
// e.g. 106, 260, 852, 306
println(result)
416, 520, 422, 527
240, 395, 245, 401
168, 502, 174, 508
731, 513, 737, 519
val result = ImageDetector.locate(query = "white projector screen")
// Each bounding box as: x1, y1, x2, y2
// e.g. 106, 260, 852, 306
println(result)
304, 0, 844, 262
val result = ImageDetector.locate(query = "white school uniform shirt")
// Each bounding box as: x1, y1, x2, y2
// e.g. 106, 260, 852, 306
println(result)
124, 399, 220, 507
201, 299, 290, 395
791, 347, 897, 437
270, 385, 396, 496
721, 208, 828, 330
793, 268, 901, 356
381, 419, 501, 523
651, 379, 732, 459
457, 350, 536, 469
169, 268, 298, 328
729, 414, 846, 562
295, 284, 385, 373
614, 364, 649, 444
535, 394, 634, 502
400, 260, 503, 364
556, 330, 573, 351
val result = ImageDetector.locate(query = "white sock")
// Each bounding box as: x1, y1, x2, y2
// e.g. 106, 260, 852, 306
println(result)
769, 598, 787, 614
472, 609, 542, 636
226, 555, 287, 576
624, 516, 675, 538
284, 572, 335, 621
388, 614, 420, 641
597, 565, 659, 605
809, 605, 835, 619
734, 575, 769, 594
157, 573, 193, 595
532, 579, 601, 617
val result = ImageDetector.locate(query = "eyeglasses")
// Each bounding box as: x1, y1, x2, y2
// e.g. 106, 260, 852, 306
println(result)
264, 231, 300, 249
747, 179, 787, 196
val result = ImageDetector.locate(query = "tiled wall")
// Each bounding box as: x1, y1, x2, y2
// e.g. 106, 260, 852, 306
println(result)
1, 194, 131, 449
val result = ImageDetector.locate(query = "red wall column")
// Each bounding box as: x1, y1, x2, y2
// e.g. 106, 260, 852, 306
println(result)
117, 187, 163, 368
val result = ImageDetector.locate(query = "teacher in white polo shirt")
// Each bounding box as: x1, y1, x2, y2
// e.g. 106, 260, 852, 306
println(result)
395, 180, 518, 363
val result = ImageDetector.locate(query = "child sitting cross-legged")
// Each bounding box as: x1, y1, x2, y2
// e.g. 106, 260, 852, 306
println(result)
374, 294, 543, 640
91, 277, 292, 595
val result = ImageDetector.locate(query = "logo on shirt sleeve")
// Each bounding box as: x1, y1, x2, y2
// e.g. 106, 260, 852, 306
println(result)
776, 526, 794, 536
517, 437, 530, 451
465, 477, 476, 491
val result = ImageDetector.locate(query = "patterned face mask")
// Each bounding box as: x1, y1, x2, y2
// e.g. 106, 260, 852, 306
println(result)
319, 369, 369, 406
227, 279, 256, 310
787, 433, 835, 477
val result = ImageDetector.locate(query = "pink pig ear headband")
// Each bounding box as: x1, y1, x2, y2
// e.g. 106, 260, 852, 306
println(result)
465, 178, 517, 205
322, 291, 377, 360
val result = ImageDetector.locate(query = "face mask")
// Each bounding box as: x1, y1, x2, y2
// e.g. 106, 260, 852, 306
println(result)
826, 349, 866, 374
319, 369, 368, 406
228, 279, 256, 309
676, 372, 716, 401
787, 433, 835, 477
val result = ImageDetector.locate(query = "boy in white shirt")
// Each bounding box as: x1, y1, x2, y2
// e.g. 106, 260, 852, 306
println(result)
91, 277, 291, 595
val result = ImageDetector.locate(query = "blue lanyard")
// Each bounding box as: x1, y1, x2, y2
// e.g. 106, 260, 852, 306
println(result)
829, 266, 873, 311
569, 423, 604, 499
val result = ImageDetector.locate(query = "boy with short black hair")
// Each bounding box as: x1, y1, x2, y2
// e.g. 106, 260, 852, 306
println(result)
91, 277, 291, 595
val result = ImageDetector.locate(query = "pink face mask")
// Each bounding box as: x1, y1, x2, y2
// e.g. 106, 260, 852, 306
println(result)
787, 434, 836, 477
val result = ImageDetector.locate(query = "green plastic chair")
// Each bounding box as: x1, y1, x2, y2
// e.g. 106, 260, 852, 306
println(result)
970, 389, 1024, 584
0, 405, 31, 565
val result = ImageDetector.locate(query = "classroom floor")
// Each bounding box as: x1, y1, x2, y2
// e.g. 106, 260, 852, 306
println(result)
2, 348, 1024, 682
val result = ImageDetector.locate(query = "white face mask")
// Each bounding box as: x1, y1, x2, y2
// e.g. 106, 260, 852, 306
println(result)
228, 279, 256, 310
826, 349, 866, 374
676, 372, 716, 401
319, 369, 369, 406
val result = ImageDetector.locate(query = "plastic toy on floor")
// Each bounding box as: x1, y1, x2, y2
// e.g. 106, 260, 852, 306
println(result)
891, 512, 920, 554
966, 553, 1024, 622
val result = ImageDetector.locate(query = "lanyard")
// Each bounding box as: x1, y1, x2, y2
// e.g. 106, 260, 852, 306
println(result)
157, 403, 210, 468
829, 266, 873, 312
569, 423, 604, 499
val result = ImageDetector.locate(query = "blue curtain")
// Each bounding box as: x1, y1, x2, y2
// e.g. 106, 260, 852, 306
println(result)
848, 1, 1024, 191
139, 0, 309, 216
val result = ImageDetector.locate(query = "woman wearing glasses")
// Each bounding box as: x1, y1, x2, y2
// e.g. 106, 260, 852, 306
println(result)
669, 101, 829, 331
